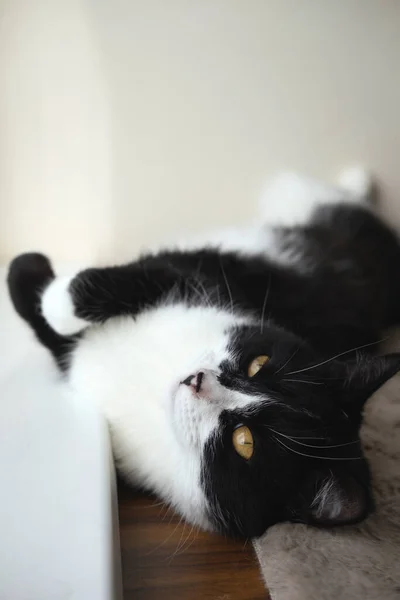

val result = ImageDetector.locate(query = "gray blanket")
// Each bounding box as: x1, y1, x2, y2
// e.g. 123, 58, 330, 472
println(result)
254, 373, 400, 600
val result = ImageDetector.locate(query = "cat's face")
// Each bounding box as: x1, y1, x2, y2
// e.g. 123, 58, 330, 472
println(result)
71, 305, 400, 539
170, 320, 400, 538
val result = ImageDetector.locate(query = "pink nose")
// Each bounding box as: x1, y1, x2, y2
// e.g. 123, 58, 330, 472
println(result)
182, 371, 205, 393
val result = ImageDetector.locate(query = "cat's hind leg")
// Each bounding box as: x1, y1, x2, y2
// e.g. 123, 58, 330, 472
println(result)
259, 166, 374, 228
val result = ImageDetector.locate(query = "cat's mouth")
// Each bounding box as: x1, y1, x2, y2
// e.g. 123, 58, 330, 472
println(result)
170, 370, 224, 449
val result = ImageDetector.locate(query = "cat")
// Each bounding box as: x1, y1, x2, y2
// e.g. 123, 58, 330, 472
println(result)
7, 167, 400, 539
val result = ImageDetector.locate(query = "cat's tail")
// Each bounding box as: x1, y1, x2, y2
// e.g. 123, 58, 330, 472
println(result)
7, 253, 75, 370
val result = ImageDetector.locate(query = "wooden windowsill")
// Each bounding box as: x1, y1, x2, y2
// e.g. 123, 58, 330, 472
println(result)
118, 479, 268, 599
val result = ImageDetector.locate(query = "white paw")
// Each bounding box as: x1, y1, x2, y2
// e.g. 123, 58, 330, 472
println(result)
41, 275, 89, 336
259, 172, 344, 228
337, 166, 372, 200
259, 167, 373, 228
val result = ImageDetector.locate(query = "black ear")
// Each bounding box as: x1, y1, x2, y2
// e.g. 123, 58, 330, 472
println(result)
343, 352, 400, 397
288, 468, 371, 527
333, 353, 400, 421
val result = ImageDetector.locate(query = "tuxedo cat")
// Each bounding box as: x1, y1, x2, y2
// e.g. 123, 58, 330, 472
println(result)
8, 168, 400, 538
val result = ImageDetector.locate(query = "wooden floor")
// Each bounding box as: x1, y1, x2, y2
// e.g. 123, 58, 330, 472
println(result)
118, 480, 268, 600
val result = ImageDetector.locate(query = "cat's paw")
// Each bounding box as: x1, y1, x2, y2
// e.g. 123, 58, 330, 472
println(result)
336, 166, 373, 201
41, 275, 88, 336
259, 171, 345, 227
259, 166, 373, 227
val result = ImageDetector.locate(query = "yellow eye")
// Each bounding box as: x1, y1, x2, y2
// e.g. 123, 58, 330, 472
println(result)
232, 425, 254, 460
247, 355, 270, 377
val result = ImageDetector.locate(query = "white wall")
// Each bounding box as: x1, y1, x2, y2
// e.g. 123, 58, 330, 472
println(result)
0, 0, 113, 263
1, 0, 400, 263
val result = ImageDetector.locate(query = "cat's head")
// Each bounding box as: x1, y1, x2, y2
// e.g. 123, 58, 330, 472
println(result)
171, 318, 400, 538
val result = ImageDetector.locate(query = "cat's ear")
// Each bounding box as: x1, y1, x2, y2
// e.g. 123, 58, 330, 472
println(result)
343, 352, 400, 397
334, 352, 400, 414
288, 468, 371, 527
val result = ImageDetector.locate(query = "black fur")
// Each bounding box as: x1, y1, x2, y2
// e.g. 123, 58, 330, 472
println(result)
7, 203, 400, 538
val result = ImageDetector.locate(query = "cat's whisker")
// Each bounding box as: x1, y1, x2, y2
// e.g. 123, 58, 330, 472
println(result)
193, 277, 213, 308
146, 515, 184, 556
274, 347, 300, 375
267, 426, 359, 449
260, 274, 272, 335
170, 520, 189, 560
215, 282, 222, 310
260, 425, 326, 440
177, 529, 199, 556
143, 499, 166, 509
170, 523, 198, 559
158, 503, 170, 519
188, 282, 203, 305
219, 259, 234, 315
189, 279, 211, 308
162, 504, 177, 523
168, 521, 199, 562
286, 435, 326, 440
273, 435, 363, 461
286, 337, 389, 376
194, 258, 204, 279
282, 378, 324, 385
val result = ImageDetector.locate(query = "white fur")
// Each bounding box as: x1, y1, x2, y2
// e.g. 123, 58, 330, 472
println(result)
259, 167, 372, 229
311, 477, 343, 520
41, 275, 88, 336
337, 165, 372, 198
68, 303, 257, 528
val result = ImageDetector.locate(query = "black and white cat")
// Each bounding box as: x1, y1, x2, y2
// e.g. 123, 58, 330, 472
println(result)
8, 168, 400, 538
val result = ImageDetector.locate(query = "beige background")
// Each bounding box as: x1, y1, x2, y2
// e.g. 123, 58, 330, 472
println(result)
1, 0, 400, 263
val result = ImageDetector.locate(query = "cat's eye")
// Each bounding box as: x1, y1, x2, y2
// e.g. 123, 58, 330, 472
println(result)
232, 425, 254, 460
247, 355, 270, 377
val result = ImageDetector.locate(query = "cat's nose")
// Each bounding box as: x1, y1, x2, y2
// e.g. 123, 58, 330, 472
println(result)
182, 371, 205, 393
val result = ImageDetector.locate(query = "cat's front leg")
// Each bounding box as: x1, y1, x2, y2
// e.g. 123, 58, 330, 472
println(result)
41, 261, 185, 336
